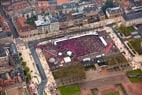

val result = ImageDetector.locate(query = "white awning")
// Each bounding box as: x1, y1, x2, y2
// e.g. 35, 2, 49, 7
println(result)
63, 57, 71, 63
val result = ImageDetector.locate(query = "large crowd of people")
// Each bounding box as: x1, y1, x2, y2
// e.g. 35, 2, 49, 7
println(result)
56, 35, 104, 57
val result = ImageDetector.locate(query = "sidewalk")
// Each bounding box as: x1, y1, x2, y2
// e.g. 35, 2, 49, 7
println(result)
16, 44, 41, 89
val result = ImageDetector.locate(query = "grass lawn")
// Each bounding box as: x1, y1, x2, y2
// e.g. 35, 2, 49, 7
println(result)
59, 84, 80, 95
106, 91, 120, 95
118, 26, 135, 36
129, 39, 142, 55
127, 69, 142, 83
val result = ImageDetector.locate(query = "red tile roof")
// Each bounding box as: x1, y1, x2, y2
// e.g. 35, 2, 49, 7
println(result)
37, 1, 50, 11
16, 17, 26, 29
0, 16, 11, 32
0, 16, 5, 23
6, 1, 30, 11
57, 0, 70, 5
16, 17, 36, 32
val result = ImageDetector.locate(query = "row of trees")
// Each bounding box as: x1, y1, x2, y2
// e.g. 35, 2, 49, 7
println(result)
53, 64, 86, 85
129, 39, 142, 55
107, 54, 128, 65
19, 53, 31, 83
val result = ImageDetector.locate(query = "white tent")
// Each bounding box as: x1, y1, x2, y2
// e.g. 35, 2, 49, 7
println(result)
48, 57, 56, 63
83, 58, 91, 61
63, 57, 71, 63
67, 51, 72, 56
58, 52, 62, 56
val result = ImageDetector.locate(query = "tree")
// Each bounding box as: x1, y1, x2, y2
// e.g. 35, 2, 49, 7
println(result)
22, 61, 26, 67
26, 16, 37, 25
129, 39, 142, 55
20, 57, 23, 61
118, 25, 134, 36
24, 66, 30, 75
53, 64, 86, 84
26, 73, 31, 83
23, 66, 31, 83
19, 53, 22, 56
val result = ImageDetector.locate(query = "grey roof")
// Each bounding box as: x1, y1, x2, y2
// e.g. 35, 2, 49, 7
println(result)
58, 2, 78, 9
0, 32, 12, 39
10, 44, 18, 55
83, 6, 98, 13
98, 11, 105, 16
123, 10, 142, 21
72, 12, 85, 19
0, 47, 6, 57
106, 7, 122, 16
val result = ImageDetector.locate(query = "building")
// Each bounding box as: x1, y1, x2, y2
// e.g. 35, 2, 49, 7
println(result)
1, 0, 11, 6
12, 12, 60, 41
3, 0, 32, 17
98, 11, 106, 20
122, 10, 142, 26
0, 15, 13, 44
131, 0, 142, 7
1, 0, 134, 43
36, 0, 50, 11
0, 31, 13, 45
0, 47, 9, 66
57, 0, 70, 5
0, 44, 25, 90
106, 7, 122, 18
0, 16, 11, 32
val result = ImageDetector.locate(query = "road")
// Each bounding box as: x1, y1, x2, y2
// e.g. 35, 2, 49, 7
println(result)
36, 48, 57, 95
0, 5, 19, 38
16, 38, 48, 95
17, 40, 57, 95
16, 41, 49, 95
29, 45, 47, 95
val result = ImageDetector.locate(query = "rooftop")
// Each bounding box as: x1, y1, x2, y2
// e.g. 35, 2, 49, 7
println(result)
123, 10, 142, 21
0, 47, 7, 57
34, 15, 51, 27
36, 1, 50, 11
6, 87, 25, 95
0, 68, 24, 88
16, 17, 26, 28
57, 0, 70, 5
106, 7, 122, 15
4, 0, 30, 12
83, 5, 98, 13
0, 32, 12, 39
16, 16, 36, 32
0, 44, 24, 89
0, 16, 11, 32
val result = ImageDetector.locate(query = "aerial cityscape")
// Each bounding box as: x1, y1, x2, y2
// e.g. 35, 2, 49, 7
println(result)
0, 0, 142, 95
